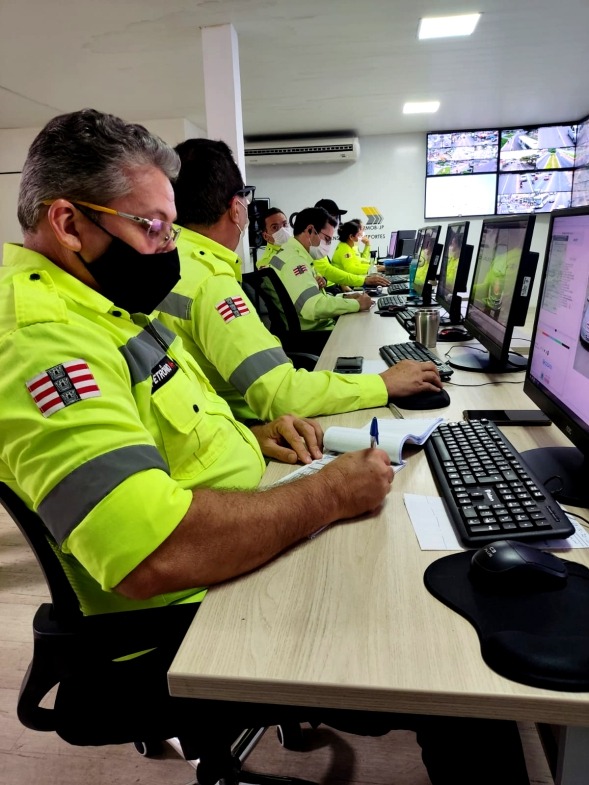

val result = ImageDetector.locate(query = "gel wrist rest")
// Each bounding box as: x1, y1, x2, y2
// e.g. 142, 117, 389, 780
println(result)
389, 388, 450, 410
424, 550, 589, 691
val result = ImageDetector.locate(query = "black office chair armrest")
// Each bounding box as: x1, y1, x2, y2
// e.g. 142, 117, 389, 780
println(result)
69, 603, 199, 663
286, 352, 319, 371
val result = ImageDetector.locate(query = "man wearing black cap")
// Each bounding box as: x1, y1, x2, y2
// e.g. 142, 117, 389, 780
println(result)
314, 198, 347, 225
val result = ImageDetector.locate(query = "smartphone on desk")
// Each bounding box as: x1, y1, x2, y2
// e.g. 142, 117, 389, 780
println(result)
334, 356, 363, 374
463, 409, 551, 426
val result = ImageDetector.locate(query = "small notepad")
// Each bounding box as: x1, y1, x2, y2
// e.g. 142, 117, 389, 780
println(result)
323, 417, 444, 466
269, 418, 444, 494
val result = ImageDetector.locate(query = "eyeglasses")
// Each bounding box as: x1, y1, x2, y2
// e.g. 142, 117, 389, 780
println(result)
233, 186, 256, 206
315, 229, 333, 247
43, 199, 181, 247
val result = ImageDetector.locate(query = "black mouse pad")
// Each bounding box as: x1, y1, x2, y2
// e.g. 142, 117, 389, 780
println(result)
424, 551, 589, 691
390, 388, 450, 410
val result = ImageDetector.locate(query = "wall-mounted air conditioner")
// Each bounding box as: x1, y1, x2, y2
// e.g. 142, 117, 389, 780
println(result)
245, 136, 360, 165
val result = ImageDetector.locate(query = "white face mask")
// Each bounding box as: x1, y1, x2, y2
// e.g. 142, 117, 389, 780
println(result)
272, 226, 292, 246
319, 239, 331, 257
234, 199, 250, 249
308, 244, 325, 260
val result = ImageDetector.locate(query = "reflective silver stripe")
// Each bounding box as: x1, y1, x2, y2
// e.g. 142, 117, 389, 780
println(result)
120, 320, 177, 385
268, 255, 285, 270
229, 347, 290, 394
157, 292, 193, 321
38, 445, 169, 545
294, 286, 320, 314
149, 318, 177, 347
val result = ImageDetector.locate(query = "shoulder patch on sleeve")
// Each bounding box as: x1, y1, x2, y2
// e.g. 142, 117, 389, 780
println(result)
215, 296, 250, 323
26, 359, 101, 417
293, 264, 308, 276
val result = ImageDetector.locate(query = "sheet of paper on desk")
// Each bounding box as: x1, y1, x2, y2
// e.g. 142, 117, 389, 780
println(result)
362, 359, 388, 374
269, 454, 338, 487
404, 493, 589, 551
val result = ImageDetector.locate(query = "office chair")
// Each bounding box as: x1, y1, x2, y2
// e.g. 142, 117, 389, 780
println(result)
1, 482, 316, 785
242, 268, 331, 361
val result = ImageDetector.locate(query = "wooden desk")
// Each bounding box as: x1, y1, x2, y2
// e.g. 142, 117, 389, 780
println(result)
169, 309, 589, 785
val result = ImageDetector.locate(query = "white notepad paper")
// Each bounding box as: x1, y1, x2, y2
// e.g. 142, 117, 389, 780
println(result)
323, 417, 444, 467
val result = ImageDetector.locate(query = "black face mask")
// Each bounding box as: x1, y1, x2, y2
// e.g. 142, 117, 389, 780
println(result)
77, 226, 180, 315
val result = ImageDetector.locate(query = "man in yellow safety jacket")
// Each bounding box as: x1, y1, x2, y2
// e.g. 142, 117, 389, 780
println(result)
256, 207, 290, 269
0, 109, 395, 619
157, 139, 444, 421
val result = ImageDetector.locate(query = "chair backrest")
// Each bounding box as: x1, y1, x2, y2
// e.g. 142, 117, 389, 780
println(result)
242, 267, 302, 338
0, 483, 82, 624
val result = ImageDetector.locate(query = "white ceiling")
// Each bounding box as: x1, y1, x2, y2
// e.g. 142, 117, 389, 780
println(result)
1, 0, 588, 139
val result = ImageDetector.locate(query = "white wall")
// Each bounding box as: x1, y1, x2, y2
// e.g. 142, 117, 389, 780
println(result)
249, 132, 550, 303
0, 117, 205, 247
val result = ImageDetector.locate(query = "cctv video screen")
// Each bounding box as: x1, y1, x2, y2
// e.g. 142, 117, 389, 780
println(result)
425, 120, 582, 218
572, 115, 589, 207
427, 130, 499, 175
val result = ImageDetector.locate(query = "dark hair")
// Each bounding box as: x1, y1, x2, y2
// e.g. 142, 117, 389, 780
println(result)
293, 207, 337, 236
18, 108, 179, 232
173, 138, 243, 227
338, 220, 362, 242
260, 206, 285, 233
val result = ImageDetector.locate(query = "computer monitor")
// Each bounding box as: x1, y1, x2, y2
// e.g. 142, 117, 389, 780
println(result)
387, 230, 399, 258
398, 229, 417, 257
412, 225, 443, 305
412, 228, 425, 261
435, 221, 473, 324
522, 207, 589, 506
248, 197, 270, 249
449, 215, 538, 373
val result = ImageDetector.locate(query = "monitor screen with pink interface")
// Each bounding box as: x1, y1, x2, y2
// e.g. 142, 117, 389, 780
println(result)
528, 211, 589, 428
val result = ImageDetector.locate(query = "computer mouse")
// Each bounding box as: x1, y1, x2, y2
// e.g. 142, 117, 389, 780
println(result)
378, 308, 405, 316
437, 327, 472, 342
389, 388, 450, 410
470, 540, 568, 592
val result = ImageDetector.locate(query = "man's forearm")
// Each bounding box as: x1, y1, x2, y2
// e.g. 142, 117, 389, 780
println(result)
116, 474, 340, 600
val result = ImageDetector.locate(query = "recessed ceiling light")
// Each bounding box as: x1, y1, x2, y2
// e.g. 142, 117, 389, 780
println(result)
418, 13, 481, 39
403, 101, 440, 114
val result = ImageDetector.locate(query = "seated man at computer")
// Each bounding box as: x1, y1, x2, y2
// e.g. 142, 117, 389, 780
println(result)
157, 138, 444, 421
267, 206, 388, 331
256, 207, 291, 269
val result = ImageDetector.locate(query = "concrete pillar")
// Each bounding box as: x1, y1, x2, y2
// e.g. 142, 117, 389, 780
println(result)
201, 24, 250, 269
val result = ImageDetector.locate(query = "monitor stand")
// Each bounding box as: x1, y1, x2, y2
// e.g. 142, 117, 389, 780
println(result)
448, 347, 528, 373
520, 446, 589, 507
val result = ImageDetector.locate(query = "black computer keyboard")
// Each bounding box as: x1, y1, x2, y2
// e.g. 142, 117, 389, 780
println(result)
379, 341, 453, 380
425, 420, 574, 546
388, 274, 409, 284
395, 307, 417, 332
388, 282, 410, 295
377, 294, 407, 309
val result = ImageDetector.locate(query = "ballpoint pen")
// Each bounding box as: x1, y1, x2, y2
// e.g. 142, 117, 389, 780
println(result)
370, 416, 379, 448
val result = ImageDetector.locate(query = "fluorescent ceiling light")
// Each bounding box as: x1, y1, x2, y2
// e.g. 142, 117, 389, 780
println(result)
418, 13, 481, 39
403, 101, 440, 114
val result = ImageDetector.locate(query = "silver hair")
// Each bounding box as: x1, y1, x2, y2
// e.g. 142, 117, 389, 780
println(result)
18, 108, 180, 232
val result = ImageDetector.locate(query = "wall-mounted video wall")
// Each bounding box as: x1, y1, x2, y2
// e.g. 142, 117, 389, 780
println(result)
425, 115, 589, 219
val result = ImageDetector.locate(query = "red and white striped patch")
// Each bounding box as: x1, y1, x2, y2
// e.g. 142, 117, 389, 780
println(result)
26, 359, 101, 418
293, 264, 308, 276
215, 296, 250, 323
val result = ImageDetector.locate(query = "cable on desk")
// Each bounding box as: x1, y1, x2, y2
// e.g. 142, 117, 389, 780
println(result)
562, 511, 589, 531
445, 379, 525, 388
